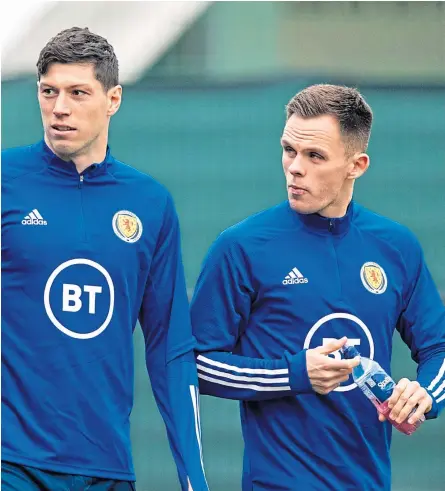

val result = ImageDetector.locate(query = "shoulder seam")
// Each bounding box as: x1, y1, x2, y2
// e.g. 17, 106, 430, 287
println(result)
4, 167, 46, 184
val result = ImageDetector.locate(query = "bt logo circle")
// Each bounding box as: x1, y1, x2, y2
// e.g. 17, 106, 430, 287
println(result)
303, 312, 375, 392
44, 259, 114, 339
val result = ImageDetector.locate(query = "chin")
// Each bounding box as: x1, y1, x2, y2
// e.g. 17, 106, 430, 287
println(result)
50, 141, 77, 159
288, 197, 320, 215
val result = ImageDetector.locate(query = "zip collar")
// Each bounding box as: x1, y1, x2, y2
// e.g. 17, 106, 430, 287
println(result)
39, 139, 112, 178
287, 200, 354, 236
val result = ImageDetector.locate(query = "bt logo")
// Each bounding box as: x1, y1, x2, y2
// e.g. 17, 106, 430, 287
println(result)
63, 284, 103, 314
44, 259, 114, 339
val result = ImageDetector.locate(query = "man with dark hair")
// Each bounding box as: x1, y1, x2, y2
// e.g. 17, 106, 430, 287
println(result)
191, 84, 445, 490
2, 27, 208, 491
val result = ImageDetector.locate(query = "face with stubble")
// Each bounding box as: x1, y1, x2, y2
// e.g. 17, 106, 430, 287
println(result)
38, 62, 121, 161
281, 114, 369, 218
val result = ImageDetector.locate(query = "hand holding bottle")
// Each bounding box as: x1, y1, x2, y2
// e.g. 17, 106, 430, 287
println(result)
306, 337, 360, 395
377, 377, 432, 427
341, 343, 429, 435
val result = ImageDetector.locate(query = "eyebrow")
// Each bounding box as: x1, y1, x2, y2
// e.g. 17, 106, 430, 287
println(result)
280, 139, 328, 155
39, 83, 92, 90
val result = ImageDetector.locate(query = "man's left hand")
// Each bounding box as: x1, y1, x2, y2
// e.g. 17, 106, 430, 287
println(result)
378, 378, 432, 425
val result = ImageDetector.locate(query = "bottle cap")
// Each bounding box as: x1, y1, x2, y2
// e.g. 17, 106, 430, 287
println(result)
341, 343, 361, 360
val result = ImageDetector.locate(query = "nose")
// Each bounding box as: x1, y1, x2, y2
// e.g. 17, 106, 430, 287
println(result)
53, 93, 71, 117
287, 153, 306, 177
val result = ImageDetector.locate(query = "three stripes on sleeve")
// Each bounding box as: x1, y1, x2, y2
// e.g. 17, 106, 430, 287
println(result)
196, 355, 291, 392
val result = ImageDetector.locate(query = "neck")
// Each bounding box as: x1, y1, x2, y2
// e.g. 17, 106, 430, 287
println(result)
318, 183, 354, 218
44, 132, 108, 174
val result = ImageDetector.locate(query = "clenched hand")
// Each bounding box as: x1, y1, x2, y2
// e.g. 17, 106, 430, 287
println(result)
306, 337, 360, 395
378, 378, 432, 425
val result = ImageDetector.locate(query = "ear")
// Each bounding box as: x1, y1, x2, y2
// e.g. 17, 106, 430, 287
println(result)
106, 85, 122, 117
347, 153, 369, 180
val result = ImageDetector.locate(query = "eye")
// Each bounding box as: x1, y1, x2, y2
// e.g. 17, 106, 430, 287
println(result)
72, 89, 87, 96
42, 88, 56, 96
309, 152, 324, 160
284, 146, 296, 154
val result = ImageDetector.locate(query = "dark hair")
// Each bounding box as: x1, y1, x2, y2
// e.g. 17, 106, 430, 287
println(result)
285, 84, 373, 154
37, 27, 119, 91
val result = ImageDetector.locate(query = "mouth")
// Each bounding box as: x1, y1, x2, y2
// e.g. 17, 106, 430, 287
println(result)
288, 185, 309, 195
51, 124, 77, 132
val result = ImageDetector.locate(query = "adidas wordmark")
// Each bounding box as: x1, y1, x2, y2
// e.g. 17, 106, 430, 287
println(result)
22, 209, 47, 226
282, 267, 308, 285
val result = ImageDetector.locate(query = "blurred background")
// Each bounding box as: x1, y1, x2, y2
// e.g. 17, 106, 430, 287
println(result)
2, 2, 445, 490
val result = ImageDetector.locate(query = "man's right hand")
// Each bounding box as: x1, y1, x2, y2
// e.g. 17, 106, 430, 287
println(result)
306, 337, 360, 395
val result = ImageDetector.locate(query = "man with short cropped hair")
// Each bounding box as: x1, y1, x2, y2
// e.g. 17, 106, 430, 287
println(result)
191, 84, 445, 490
2, 27, 208, 491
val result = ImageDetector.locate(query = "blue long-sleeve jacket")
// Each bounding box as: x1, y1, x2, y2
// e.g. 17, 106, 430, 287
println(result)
1, 140, 208, 490
191, 200, 445, 491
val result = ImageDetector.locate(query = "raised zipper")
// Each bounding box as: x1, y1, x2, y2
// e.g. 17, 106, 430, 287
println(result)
78, 174, 87, 241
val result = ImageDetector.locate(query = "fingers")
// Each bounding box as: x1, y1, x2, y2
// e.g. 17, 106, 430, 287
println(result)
387, 378, 410, 409
345, 356, 361, 369
306, 340, 359, 395
387, 378, 413, 422
408, 395, 432, 425
322, 356, 360, 371
308, 351, 359, 371
378, 412, 387, 422
312, 338, 360, 369
388, 379, 432, 425
311, 371, 352, 395
314, 336, 347, 355
312, 382, 341, 395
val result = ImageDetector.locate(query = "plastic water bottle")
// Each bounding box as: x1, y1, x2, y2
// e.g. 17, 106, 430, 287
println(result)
341, 343, 424, 435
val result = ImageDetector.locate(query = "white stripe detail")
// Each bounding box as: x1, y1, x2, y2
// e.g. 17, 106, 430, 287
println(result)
432, 380, 445, 399
33, 209, 43, 219
292, 267, 303, 278
189, 385, 207, 486
289, 271, 297, 279
195, 386, 203, 452
199, 373, 291, 391
436, 392, 445, 404
197, 364, 289, 384
285, 275, 291, 279
24, 215, 30, 220
427, 359, 445, 391
29, 212, 38, 220
197, 355, 288, 376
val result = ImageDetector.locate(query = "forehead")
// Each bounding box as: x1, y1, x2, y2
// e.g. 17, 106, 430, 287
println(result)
40, 62, 99, 88
282, 114, 342, 148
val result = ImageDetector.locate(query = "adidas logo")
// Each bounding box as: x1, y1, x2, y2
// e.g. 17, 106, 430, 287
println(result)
282, 267, 308, 285
21, 209, 47, 226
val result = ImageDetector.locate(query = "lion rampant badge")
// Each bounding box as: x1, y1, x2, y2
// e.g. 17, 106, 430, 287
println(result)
360, 262, 387, 294
112, 210, 142, 243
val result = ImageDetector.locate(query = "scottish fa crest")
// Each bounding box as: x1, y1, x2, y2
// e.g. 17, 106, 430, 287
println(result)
112, 210, 143, 243
360, 262, 387, 294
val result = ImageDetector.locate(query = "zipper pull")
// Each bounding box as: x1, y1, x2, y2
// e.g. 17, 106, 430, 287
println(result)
78, 175, 84, 188
329, 219, 334, 232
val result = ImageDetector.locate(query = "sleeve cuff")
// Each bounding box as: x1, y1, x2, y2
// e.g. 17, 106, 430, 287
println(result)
424, 388, 439, 420
284, 349, 313, 394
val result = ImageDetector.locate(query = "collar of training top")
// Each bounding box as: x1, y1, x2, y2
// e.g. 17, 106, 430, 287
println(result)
288, 200, 354, 236
39, 139, 112, 178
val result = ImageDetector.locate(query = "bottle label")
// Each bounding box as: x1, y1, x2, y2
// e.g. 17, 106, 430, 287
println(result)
361, 371, 395, 404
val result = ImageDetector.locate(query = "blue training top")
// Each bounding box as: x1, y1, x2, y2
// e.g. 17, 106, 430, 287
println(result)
191, 199, 445, 491
2, 140, 208, 490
